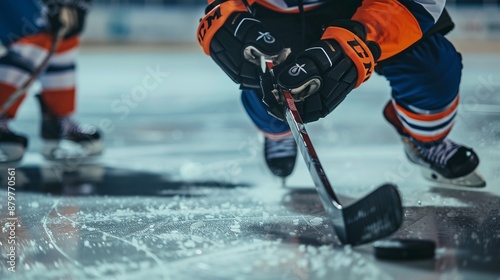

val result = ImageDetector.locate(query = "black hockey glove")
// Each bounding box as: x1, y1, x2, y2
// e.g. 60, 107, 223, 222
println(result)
260, 70, 283, 120
197, 1, 289, 89
258, 54, 297, 121
275, 20, 381, 123
43, 0, 92, 38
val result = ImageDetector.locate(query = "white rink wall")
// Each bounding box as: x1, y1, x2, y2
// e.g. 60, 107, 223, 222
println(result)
81, 5, 500, 44
447, 6, 500, 40
81, 6, 205, 44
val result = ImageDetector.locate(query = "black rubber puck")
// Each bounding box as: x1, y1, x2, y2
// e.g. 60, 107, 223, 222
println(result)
373, 239, 436, 260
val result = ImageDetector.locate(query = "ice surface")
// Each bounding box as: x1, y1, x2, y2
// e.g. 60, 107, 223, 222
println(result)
0, 49, 499, 280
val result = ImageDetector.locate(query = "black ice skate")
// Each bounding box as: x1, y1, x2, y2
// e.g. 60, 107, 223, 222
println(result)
37, 95, 103, 161
403, 137, 485, 187
383, 102, 485, 188
264, 135, 297, 179
0, 118, 28, 164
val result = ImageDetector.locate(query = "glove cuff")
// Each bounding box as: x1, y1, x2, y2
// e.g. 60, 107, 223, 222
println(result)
197, 1, 249, 55
321, 23, 380, 87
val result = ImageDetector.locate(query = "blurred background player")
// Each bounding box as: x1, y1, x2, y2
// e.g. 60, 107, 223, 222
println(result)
197, 0, 485, 187
0, 0, 102, 164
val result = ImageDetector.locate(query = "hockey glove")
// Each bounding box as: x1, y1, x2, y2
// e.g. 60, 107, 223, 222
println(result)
43, 0, 92, 38
197, 0, 289, 89
276, 20, 381, 123
258, 54, 297, 121
260, 70, 284, 120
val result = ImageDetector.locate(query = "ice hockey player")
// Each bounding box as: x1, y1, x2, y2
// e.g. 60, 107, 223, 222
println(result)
0, 0, 102, 164
196, 0, 485, 187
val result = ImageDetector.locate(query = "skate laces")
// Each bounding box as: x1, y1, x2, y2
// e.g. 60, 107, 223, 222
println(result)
57, 117, 96, 136
416, 139, 460, 167
266, 136, 296, 159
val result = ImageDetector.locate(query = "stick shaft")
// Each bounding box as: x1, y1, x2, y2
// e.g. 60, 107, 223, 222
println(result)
282, 91, 342, 206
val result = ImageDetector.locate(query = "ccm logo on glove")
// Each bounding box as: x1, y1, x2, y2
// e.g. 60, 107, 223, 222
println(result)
321, 26, 378, 87
196, 1, 288, 89
197, 1, 248, 55
197, 6, 222, 44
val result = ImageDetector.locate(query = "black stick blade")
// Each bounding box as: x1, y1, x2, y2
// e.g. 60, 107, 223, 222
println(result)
335, 183, 403, 246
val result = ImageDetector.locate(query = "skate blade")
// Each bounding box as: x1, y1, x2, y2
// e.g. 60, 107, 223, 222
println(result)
42, 140, 104, 162
420, 167, 486, 188
0, 143, 26, 164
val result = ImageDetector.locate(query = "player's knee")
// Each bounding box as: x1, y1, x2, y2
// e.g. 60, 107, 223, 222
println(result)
382, 34, 462, 111
424, 35, 462, 104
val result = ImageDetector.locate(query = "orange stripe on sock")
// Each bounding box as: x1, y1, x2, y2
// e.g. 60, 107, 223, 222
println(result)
262, 130, 292, 141
41, 88, 76, 116
0, 83, 17, 95
15, 34, 79, 53
16, 33, 53, 51
393, 96, 459, 122
0, 83, 26, 118
409, 126, 453, 143
56, 36, 80, 54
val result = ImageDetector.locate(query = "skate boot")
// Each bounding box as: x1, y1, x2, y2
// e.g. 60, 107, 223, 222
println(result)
37, 95, 103, 161
403, 137, 485, 187
264, 134, 297, 178
383, 101, 485, 188
0, 118, 28, 164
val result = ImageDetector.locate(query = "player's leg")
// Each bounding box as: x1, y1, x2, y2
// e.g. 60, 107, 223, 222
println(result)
37, 34, 103, 160
241, 90, 297, 177
31, 1, 102, 160
0, 49, 33, 163
0, 1, 47, 164
379, 33, 484, 187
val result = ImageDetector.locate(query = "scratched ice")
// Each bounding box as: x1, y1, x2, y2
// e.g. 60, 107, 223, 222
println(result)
0, 51, 498, 280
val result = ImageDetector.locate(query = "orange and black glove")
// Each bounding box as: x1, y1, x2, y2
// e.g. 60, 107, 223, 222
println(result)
197, 0, 289, 89
275, 20, 380, 123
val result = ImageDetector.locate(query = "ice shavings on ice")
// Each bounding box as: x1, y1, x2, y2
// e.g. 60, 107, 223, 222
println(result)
309, 217, 323, 226
230, 221, 241, 233
282, 244, 392, 280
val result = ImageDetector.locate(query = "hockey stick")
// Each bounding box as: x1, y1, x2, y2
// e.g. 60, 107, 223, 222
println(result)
261, 57, 403, 245
0, 29, 64, 117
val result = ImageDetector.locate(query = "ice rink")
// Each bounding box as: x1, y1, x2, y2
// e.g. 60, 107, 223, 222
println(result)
1, 45, 499, 280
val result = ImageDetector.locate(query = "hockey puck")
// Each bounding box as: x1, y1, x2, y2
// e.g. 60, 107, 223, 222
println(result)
373, 239, 436, 260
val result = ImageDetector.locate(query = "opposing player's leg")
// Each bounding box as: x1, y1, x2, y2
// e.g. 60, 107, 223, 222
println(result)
0, 50, 34, 164
379, 33, 485, 187
0, 117, 28, 165
0, 0, 47, 164
241, 90, 297, 178
36, 35, 103, 160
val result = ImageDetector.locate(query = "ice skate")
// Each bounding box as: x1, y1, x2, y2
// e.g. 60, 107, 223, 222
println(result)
37, 95, 103, 161
383, 101, 485, 188
264, 134, 297, 179
402, 137, 485, 188
0, 117, 28, 164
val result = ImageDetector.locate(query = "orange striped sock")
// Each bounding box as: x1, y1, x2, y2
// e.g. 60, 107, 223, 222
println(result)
392, 95, 459, 143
